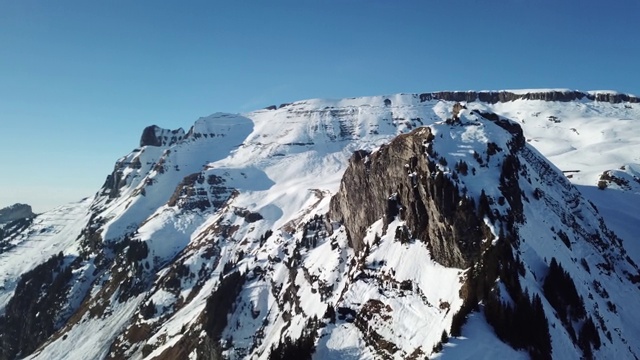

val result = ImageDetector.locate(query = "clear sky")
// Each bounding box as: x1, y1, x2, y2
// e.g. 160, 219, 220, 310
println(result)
1, 0, 639, 213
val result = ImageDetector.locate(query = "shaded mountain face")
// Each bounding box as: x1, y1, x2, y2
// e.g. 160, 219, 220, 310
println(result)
1, 90, 640, 360
0, 203, 34, 225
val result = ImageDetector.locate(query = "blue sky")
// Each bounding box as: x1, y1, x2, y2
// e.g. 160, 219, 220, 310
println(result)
1, 0, 639, 212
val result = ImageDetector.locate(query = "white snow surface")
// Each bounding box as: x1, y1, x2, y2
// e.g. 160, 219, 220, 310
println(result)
435, 310, 529, 359
0, 198, 92, 315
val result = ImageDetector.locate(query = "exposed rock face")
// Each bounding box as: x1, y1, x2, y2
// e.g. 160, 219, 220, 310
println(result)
0, 253, 73, 360
140, 125, 185, 147
167, 173, 236, 211
140, 126, 163, 147
101, 167, 125, 199
330, 127, 489, 268
0, 204, 34, 224
418, 90, 640, 104
0, 217, 33, 251
100, 149, 146, 199
0, 204, 35, 248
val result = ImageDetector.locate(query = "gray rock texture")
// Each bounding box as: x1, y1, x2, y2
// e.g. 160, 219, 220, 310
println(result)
0, 203, 35, 224
330, 127, 490, 268
418, 90, 639, 104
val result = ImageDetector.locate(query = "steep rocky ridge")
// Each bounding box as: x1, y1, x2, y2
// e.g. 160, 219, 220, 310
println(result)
330, 126, 489, 268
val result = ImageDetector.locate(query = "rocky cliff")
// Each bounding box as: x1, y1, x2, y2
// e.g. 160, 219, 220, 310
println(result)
139, 125, 186, 147
417, 90, 640, 104
329, 126, 490, 268
0, 204, 34, 224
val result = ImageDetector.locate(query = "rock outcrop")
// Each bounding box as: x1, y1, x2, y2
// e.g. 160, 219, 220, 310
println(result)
330, 127, 490, 268
140, 125, 185, 147
0, 253, 73, 360
418, 90, 639, 104
167, 172, 236, 211
0, 204, 34, 224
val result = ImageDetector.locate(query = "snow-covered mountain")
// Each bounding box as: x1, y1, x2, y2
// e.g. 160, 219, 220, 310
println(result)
1, 90, 640, 360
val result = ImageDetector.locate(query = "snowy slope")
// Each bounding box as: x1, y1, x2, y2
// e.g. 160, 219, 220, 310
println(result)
0, 90, 639, 360
0, 198, 92, 314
